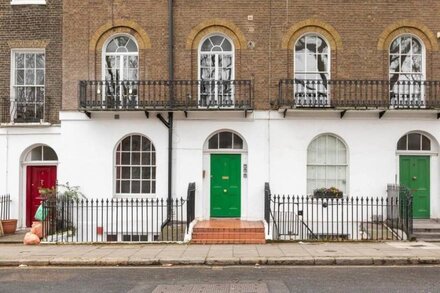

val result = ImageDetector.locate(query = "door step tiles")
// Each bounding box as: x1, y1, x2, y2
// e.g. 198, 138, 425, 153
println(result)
191, 219, 265, 244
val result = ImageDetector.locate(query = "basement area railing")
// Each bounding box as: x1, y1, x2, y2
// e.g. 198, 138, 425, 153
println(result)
278, 79, 440, 109
42, 196, 194, 243
265, 188, 413, 241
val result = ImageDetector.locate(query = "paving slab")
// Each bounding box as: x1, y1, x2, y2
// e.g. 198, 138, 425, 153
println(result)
1, 242, 440, 267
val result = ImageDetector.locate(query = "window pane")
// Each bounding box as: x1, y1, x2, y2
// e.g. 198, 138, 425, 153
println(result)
408, 133, 421, 150
122, 153, 130, 165
233, 134, 243, 149
36, 54, 45, 68
25, 54, 35, 68
16, 70, 24, 85
219, 132, 233, 149
131, 181, 140, 193
397, 136, 407, 150
121, 181, 130, 193
122, 167, 130, 179
132, 167, 140, 179
15, 53, 24, 68
25, 69, 35, 85
30, 146, 43, 161
422, 135, 431, 151
36, 70, 45, 85
43, 146, 58, 161
126, 39, 138, 52
122, 137, 131, 151
142, 137, 151, 151
132, 153, 140, 165
209, 134, 219, 149
132, 135, 141, 151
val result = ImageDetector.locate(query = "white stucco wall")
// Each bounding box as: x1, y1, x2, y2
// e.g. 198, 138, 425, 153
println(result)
1, 109, 439, 227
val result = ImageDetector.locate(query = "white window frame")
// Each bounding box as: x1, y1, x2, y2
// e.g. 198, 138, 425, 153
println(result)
11, 0, 46, 5
10, 48, 46, 123
294, 33, 331, 106
114, 134, 156, 198
306, 134, 348, 195
389, 34, 426, 107
198, 34, 235, 108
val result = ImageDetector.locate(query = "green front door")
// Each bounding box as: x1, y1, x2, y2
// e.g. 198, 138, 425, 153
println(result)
399, 156, 430, 218
210, 154, 241, 217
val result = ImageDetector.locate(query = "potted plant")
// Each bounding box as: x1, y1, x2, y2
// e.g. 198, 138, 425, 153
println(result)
313, 187, 343, 199
1, 195, 17, 235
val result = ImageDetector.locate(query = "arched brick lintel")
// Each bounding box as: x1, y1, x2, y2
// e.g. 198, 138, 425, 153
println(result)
281, 19, 343, 51
377, 20, 438, 51
186, 19, 247, 50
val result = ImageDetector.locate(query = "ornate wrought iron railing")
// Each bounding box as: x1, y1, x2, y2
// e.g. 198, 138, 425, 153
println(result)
79, 80, 253, 111
278, 79, 440, 109
1, 97, 49, 123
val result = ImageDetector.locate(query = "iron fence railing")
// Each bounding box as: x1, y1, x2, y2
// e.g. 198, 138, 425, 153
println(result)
79, 80, 253, 111
42, 197, 192, 243
1, 98, 49, 123
186, 182, 195, 227
278, 79, 440, 109
265, 190, 413, 241
0, 195, 11, 221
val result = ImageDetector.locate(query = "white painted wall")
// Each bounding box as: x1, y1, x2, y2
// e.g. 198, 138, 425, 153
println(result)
1, 109, 439, 228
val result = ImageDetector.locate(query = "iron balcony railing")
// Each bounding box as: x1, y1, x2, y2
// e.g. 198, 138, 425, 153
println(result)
1, 98, 49, 123
265, 188, 413, 241
79, 80, 253, 111
278, 79, 440, 109
0, 194, 11, 220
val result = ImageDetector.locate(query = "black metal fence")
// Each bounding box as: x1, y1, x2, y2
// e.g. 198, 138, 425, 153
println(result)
42, 197, 193, 243
79, 80, 253, 111
0, 195, 11, 221
278, 79, 440, 109
265, 186, 413, 241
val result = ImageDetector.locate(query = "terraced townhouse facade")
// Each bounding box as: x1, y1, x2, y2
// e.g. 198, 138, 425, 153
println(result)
1, 1, 439, 232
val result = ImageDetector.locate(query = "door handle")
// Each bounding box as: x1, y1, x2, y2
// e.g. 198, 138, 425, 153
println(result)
412, 176, 417, 180
223, 189, 227, 193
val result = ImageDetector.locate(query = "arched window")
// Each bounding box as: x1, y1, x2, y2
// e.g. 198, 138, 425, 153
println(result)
115, 135, 156, 195
307, 134, 347, 194
294, 34, 330, 106
389, 35, 425, 107
103, 35, 139, 108
208, 131, 243, 150
24, 145, 58, 162
397, 133, 431, 151
199, 34, 234, 107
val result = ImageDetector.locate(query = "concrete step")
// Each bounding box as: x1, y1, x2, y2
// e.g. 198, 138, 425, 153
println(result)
413, 232, 440, 239
413, 228, 440, 233
193, 227, 265, 233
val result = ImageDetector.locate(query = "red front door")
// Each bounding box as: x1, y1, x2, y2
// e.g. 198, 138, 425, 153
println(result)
26, 166, 57, 227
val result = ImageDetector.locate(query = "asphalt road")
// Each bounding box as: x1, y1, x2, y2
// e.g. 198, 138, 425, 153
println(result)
0, 266, 439, 293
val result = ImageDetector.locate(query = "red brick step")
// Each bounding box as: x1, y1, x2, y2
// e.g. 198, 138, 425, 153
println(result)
191, 219, 266, 244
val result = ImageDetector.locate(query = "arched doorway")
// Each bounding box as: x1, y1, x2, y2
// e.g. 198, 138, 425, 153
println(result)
397, 132, 437, 218
23, 145, 58, 227
203, 130, 247, 218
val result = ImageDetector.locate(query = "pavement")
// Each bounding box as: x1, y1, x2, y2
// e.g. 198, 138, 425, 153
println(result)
2, 241, 440, 267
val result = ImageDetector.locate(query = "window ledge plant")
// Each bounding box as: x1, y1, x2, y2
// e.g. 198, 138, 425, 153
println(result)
313, 187, 343, 199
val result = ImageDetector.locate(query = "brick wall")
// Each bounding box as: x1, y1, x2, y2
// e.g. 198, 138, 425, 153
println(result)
0, 0, 62, 123
62, 0, 440, 111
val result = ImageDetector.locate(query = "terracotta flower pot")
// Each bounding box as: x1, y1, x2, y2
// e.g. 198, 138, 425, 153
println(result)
2, 219, 18, 235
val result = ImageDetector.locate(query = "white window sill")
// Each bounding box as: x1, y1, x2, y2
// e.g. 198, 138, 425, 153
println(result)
0, 122, 51, 127
11, 0, 46, 5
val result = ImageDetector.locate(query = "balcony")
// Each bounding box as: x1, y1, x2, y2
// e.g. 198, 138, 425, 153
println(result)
79, 80, 253, 112
1, 97, 49, 124
278, 79, 440, 109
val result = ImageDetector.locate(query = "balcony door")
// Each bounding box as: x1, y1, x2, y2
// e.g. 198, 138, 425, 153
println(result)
103, 35, 139, 109
389, 35, 425, 108
294, 34, 330, 107
199, 35, 234, 107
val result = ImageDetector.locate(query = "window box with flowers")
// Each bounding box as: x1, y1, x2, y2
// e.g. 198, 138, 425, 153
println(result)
313, 187, 343, 199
